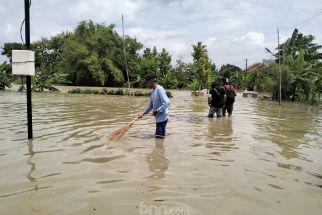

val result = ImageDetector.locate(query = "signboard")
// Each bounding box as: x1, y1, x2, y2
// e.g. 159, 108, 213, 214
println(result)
12, 50, 35, 76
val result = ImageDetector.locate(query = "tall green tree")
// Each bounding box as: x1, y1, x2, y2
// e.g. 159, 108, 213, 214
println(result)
61, 20, 143, 86
192, 42, 211, 90
137, 47, 159, 86
32, 34, 70, 91
157, 48, 172, 79
280, 29, 322, 63
175, 60, 191, 88
157, 48, 174, 88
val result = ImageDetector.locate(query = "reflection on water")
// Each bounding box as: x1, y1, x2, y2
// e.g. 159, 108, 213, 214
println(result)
147, 138, 169, 180
206, 117, 235, 151
26, 139, 37, 190
0, 90, 322, 214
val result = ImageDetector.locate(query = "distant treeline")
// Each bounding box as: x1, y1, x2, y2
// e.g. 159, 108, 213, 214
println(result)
1, 20, 321, 104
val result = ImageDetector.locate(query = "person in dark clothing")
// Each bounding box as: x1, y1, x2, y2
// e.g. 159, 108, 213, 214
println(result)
208, 82, 226, 117
221, 77, 237, 117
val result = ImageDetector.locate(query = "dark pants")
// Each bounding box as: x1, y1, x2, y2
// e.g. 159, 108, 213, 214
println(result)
155, 119, 168, 138
223, 103, 233, 116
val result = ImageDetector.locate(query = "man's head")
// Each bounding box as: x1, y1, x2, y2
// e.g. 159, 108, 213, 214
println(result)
221, 77, 228, 84
211, 81, 220, 89
144, 73, 157, 89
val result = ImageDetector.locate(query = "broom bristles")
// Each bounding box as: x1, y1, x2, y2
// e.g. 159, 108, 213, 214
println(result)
107, 118, 138, 141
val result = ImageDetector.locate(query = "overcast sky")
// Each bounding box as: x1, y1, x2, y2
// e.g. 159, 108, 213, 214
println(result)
1, 0, 321, 68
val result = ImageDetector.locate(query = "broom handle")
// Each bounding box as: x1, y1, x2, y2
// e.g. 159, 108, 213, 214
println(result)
128, 109, 150, 127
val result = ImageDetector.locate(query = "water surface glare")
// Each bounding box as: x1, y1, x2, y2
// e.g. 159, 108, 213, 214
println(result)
0, 90, 322, 215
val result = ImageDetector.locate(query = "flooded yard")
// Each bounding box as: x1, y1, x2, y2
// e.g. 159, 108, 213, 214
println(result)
0, 90, 322, 215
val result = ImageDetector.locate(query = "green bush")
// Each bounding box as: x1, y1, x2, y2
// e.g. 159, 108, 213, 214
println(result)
66, 88, 164, 97
82, 89, 93, 94
92, 89, 100, 94
68, 88, 82, 94
114, 88, 124, 95
101, 88, 109, 94
166, 91, 173, 98
108, 89, 115, 95
134, 91, 144, 96
123, 89, 131, 95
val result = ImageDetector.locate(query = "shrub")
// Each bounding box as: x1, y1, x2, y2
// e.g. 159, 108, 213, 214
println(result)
92, 90, 100, 94
82, 89, 93, 94
134, 91, 144, 96
68, 88, 82, 94
114, 88, 124, 95
123, 89, 131, 95
166, 91, 173, 98
101, 88, 109, 94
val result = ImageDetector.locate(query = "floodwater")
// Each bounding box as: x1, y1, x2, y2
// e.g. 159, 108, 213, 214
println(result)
0, 90, 322, 215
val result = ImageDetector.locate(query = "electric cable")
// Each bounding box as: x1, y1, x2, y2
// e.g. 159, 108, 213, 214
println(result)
19, 0, 32, 44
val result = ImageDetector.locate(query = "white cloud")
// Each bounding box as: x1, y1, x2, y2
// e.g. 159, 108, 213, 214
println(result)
236, 31, 266, 46
2, 23, 14, 34
205, 37, 217, 46
0, 0, 321, 67
126, 27, 191, 63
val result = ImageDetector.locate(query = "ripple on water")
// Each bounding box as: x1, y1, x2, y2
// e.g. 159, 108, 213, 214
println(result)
1, 91, 322, 214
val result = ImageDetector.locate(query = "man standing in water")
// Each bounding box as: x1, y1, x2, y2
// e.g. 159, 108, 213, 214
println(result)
138, 73, 170, 138
221, 77, 237, 117
208, 82, 226, 117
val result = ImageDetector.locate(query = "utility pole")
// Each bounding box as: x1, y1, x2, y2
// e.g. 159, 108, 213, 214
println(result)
25, 0, 33, 139
122, 14, 132, 109
277, 28, 282, 106
245, 58, 248, 71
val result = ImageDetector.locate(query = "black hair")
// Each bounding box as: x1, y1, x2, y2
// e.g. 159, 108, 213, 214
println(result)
144, 73, 157, 82
211, 82, 219, 88
221, 77, 228, 84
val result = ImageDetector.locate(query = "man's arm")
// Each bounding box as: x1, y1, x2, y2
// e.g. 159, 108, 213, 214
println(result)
155, 88, 170, 113
208, 94, 212, 107
231, 84, 237, 94
221, 87, 227, 105
138, 99, 153, 118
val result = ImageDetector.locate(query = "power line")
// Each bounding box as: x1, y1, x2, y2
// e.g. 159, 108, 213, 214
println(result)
297, 8, 322, 28
20, 0, 32, 44
280, 8, 322, 30
124, 0, 166, 17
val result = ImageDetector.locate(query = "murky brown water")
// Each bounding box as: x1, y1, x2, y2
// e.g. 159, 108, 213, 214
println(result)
1, 90, 322, 215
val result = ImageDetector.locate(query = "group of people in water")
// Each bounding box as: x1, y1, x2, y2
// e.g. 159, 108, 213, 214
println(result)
208, 77, 237, 118
138, 73, 237, 138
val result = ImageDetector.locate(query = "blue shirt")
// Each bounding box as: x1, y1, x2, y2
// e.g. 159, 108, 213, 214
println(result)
144, 85, 170, 123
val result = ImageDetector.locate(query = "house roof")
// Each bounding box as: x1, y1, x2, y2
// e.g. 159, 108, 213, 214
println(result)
244, 62, 264, 73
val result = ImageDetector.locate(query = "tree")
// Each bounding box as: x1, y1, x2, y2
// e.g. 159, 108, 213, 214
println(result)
281, 29, 322, 63
32, 34, 70, 91
192, 42, 211, 90
0, 62, 14, 90
157, 48, 174, 88
157, 48, 172, 79
175, 60, 191, 88
137, 47, 159, 87
266, 29, 322, 64
264, 29, 322, 104
1, 42, 25, 60
219, 64, 242, 79
61, 20, 144, 87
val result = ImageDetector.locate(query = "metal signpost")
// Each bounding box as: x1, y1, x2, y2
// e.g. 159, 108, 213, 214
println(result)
12, 0, 34, 139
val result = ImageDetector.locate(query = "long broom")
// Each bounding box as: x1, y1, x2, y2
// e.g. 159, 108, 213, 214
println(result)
107, 110, 148, 141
